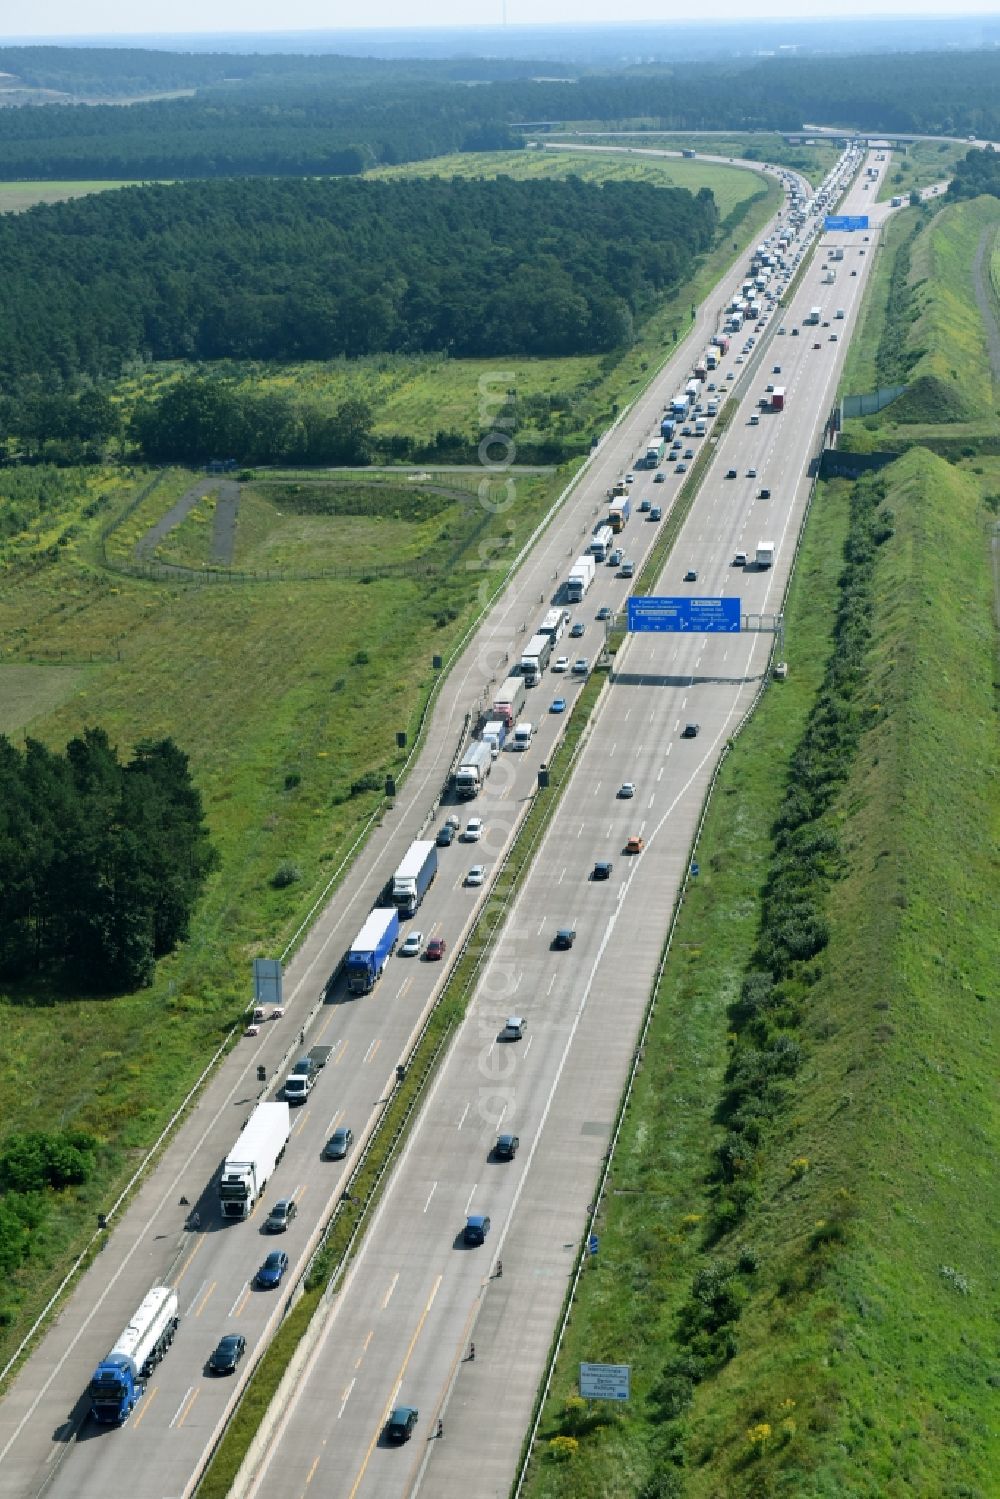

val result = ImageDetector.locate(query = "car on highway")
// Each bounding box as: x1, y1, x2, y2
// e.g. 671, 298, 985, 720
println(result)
466, 864, 485, 886
681, 723, 701, 739
323, 1126, 354, 1160
727, 370, 736, 380
620, 560, 635, 578
570, 620, 585, 637
399, 931, 423, 957
592, 859, 613, 880
494, 1133, 519, 1161
385, 1406, 419, 1443
733, 551, 748, 567
625, 835, 645, 854
654, 472, 666, 484
596, 605, 612, 621
552, 655, 569, 672
777, 325, 786, 334
650, 506, 662, 521
670, 438, 682, 450
684, 569, 698, 582
683, 448, 694, 460
208, 1334, 247, 1375
464, 817, 483, 841
265, 1198, 297, 1233
609, 549, 623, 567
638, 496, 652, 511
256, 1251, 289, 1289
572, 658, 589, 675
735, 355, 744, 364
464, 1214, 492, 1246
618, 782, 635, 798
830, 332, 838, 341
549, 697, 566, 714
707, 381, 716, 391
625, 473, 635, 484
436, 823, 455, 847
759, 487, 771, 499
675, 462, 687, 474
747, 467, 757, 478
726, 467, 737, 479
553, 927, 576, 949
792, 327, 799, 336
499, 1016, 526, 1041
813, 342, 821, 350
425, 936, 447, 961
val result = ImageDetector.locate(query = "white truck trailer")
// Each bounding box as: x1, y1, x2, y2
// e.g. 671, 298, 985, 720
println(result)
219, 1100, 291, 1220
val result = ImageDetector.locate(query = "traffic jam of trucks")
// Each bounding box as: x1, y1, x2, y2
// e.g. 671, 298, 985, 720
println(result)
74, 159, 850, 1437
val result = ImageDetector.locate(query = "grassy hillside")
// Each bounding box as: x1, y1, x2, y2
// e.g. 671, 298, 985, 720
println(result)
524, 446, 999, 1496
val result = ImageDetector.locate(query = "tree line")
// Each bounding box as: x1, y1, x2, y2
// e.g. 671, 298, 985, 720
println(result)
0, 729, 217, 993
0, 175, 718, 383
946, 146, 1000, 199
0, 49, 996, 180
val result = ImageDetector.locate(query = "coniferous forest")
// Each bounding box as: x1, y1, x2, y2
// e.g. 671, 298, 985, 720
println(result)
0, 730, 218, 994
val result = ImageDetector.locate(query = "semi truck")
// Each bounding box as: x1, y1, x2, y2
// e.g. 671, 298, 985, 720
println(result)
609, 495, 631, 530
769, 387, 786, 412
822, 268, 836, 283
755, 540, 776, 569
660, 417, 675, 440
392, 839, 438, 917
219, 1101, 291, 1220
711, 333, 730, 354
670, 394, 689, 420
88, 1286, 180, 1425
804, 305, 822, 325
345, 907, 400, 994
455, 739, 493, 798
520, 631, 553, 685
588, 525, 614, 563
481, 718, 507, 755
492, 674, 527, 727
642, 442, 665, 470
512, 721, 533, 750
566, 554, 596, 603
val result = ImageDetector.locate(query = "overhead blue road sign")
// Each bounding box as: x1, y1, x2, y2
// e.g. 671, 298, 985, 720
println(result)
824, 214, 869, 231
627, 596, 741, 634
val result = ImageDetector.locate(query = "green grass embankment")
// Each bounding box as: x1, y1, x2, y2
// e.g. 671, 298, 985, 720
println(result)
524, 445, 999, 1497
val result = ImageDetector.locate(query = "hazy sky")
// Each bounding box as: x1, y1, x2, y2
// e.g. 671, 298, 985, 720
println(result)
5, 2, 1000, 40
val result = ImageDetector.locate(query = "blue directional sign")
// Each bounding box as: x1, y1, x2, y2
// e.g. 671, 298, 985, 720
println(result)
824, 214, 869, 232
627, 596, 741, 634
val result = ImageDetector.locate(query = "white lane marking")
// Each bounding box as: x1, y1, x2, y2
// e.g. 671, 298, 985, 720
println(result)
423, 1183, 437, 1214
457, 1102, 470, 1130
338, 1377, 356, 1420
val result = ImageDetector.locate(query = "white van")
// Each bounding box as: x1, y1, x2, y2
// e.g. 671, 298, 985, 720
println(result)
512, 721, 533, 751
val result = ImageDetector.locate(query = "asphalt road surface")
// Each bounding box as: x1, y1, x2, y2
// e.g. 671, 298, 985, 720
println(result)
0, 147, 891, 1499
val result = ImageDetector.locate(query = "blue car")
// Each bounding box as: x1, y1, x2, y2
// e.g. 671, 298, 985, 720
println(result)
550, 697, 567, 713
255, 1250, 289, 1289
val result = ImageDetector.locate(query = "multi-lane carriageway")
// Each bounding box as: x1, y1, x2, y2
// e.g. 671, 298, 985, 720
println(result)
0, 147, 893, 1499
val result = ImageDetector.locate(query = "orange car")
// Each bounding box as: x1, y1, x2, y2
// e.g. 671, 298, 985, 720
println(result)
625, 836, 645, 855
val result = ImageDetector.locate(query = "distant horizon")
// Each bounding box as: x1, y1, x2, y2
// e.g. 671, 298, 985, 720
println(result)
4, 7, 1000, 44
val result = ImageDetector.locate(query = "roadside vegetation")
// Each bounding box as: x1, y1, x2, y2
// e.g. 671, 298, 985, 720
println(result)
547, 132, 840, 186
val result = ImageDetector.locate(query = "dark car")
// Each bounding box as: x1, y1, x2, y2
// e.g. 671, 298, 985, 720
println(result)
290, 1058, 316, 1079
386, 1406, 419, 1443
323, 1126, 354, 1161
569, 621, 585, 638
494, 1133, 519, 1161
592, 860, 614, 881
553, 927, 576, 950
256, 1250, 289, 1289
684, 569, 698, 582
726, 468, 738, 479
425, 936, 446, 961
654, 472, 666, 484
596, 605, 612, 621
681, 723, 701, 739
265, 1198, 297, 1233
436, 824, 455, 847
464, 1213, 491, 1246
758, 487, 771, 500
208, 1334, 246, 1376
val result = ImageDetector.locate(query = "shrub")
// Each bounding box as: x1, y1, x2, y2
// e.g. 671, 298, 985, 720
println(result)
270, 862, 302, 889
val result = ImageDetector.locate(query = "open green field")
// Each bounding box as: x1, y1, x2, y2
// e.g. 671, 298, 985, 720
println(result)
548, 132, 840, 186
876, 139, 967, 202
0, 179, 140, 212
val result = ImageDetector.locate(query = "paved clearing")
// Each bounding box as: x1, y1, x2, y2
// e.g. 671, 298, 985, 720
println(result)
133, 476, 240, 565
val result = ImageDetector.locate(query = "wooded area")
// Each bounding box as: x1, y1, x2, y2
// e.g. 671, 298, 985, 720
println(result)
0, 175, 717, 382
0, 729, 217, 993
0, 49, 995, 179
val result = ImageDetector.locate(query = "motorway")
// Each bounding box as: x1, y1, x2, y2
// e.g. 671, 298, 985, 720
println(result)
0, 147, 893, 1499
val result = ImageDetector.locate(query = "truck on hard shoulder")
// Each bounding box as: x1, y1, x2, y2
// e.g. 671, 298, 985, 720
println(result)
88, 1286, 180, 1425
755, 540, 776, 569
455, 739, 493, 799
492, 674, 527, 727
609, 495, 631, 531
566, 554, 596, 603
520, 631, 553, 685
345, 907, 400, 995
481, 718, 507, 755
392, 839, 438, 918
219, 1100, 291, 1220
